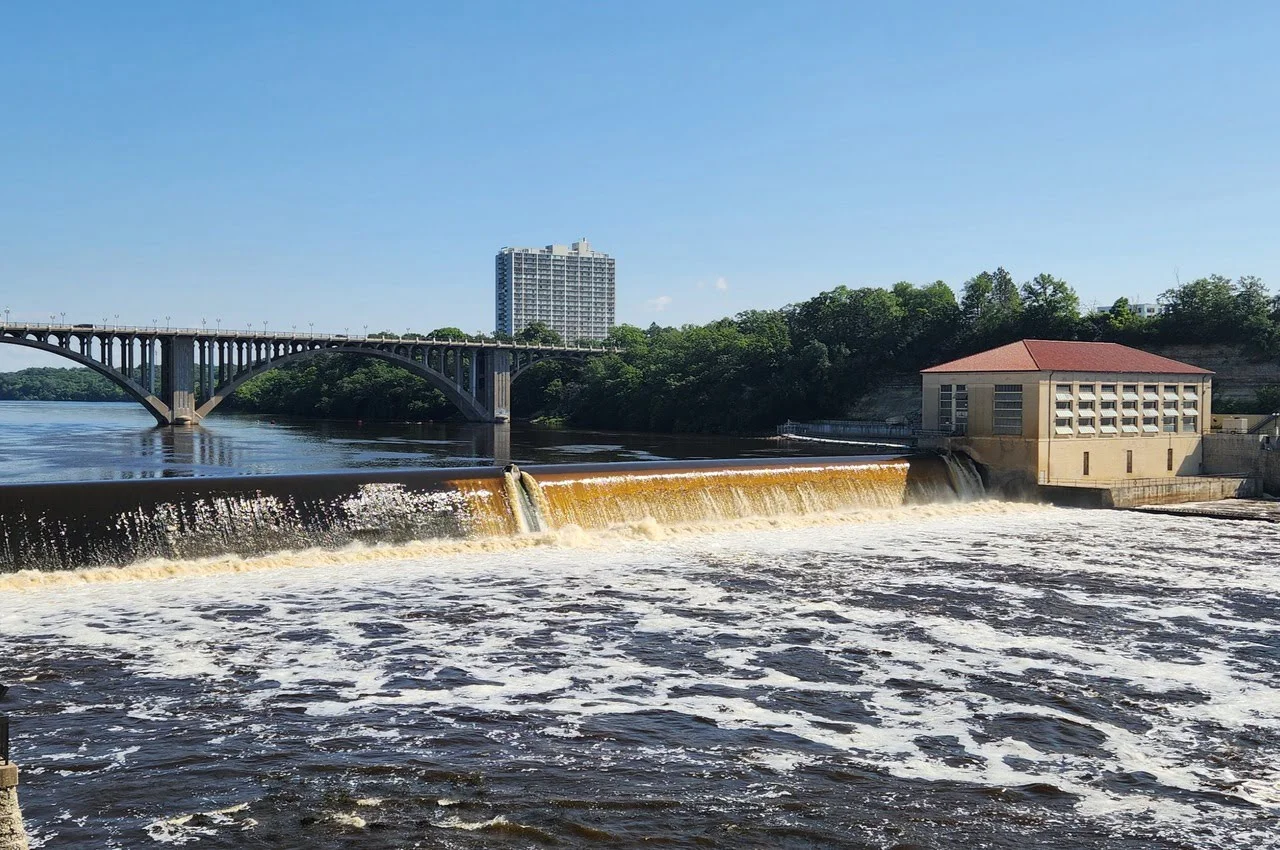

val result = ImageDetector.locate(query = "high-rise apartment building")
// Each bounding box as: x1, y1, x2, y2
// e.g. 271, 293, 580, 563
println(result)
495, 239, 616, 342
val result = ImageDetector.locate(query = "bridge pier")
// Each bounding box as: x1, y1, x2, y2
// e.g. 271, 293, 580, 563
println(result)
160, 336, 197, 425
484, 350, 512, 423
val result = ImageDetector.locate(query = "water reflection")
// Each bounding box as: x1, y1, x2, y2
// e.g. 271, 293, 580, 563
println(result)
128, 425, 246, 478
0, 401, 877, 483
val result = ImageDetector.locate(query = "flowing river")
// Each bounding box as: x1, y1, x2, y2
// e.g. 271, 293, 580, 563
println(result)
0, 403, 1278, 848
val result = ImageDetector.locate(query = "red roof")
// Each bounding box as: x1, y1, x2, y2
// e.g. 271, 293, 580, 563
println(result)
921, 340, 1213, 375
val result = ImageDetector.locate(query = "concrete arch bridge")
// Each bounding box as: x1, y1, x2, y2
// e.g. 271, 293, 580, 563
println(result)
0, 322, 605, 425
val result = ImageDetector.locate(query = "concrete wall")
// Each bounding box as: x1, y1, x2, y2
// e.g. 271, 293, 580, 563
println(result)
0, 764, 28, 850
1204, 433, 1280, 495
1041, 434, 1203, 482
1040, 475, 1259, 508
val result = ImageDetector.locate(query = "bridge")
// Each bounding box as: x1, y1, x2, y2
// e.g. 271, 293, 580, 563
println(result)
0, 321, 608, 425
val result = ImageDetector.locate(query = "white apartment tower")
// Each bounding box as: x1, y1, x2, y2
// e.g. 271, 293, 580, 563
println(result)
495, 239, 616, 342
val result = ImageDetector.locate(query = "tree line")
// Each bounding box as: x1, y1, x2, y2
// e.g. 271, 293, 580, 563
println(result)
515, 272, 1280, 431
0, 367, 130, 402
3, 273, 1278, 428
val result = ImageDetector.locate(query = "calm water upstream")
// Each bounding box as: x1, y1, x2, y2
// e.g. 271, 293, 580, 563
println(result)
1, 402, 1278, 849
0, 401, 863, 482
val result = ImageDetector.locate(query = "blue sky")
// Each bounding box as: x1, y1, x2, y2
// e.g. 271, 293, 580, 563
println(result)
3, 1, 1279, 369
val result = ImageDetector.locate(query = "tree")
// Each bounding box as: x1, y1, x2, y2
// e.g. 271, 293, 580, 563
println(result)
514, 322, 563, 345
427, 327, 469, 340
1020, 273, 1080, 338
960, 267, 1022, 347
1159, 275, 1237, 342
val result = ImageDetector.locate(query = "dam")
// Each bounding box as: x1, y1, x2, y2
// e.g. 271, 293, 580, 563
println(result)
0, 453, 981, 572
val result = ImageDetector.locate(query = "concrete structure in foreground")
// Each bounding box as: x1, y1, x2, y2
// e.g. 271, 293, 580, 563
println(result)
1203, 432, 1280, 495
495, 239, 616, 342
0, 762, 29, 850
920, 340, 1217, 495
0, 322, 608, 425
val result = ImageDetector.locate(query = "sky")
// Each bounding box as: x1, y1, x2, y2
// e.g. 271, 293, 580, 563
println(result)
3, 1, 1280, 369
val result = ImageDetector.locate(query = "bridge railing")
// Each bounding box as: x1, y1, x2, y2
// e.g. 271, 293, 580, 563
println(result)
0, 321, 614, 352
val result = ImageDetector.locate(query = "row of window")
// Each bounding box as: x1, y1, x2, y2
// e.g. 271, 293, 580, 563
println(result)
1053, 382, 1199, 437
940, 383, 1026, 436
939, 382, 1204, 437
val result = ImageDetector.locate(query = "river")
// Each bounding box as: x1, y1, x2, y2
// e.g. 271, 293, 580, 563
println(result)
0, 403, 1278, 849
0, 401, 869, 482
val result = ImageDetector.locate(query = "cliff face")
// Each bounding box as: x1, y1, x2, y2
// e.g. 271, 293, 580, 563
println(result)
851, 344, 1278, 419
1145, 344, 1278, 403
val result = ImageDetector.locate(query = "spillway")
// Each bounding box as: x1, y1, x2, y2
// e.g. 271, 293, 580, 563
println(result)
0, 453, 983, 571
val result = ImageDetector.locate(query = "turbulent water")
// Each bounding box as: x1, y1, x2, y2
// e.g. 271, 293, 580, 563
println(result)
3, 504, 1279, 849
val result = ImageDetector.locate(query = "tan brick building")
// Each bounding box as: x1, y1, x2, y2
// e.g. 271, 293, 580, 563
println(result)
921, 340, 1213, 486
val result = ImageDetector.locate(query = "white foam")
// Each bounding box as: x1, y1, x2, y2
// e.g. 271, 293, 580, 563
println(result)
6, 504, 1279, 846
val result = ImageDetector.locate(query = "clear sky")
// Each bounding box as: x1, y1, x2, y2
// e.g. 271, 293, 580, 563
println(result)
3, 1, 1279, 369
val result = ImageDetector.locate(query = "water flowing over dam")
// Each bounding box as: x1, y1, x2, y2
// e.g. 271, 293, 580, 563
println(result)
0, 454, 983, 572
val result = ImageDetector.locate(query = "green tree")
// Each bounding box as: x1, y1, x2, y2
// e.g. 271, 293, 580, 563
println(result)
1020, 273, 1080, 338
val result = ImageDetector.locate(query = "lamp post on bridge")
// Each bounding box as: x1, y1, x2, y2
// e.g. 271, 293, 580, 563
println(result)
216, 318, 222, 331
3, 307, 9, 325
164, 315, 171, 330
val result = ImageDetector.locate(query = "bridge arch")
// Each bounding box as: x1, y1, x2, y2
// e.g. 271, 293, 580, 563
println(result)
195, 344, 490, 422
510, 350, 593, 382
0, 333, 172, 425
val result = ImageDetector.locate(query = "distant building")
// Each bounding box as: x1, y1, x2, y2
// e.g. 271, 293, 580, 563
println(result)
921, 340, 1213, 486
495, 239, 616, 342
1128, 302, 1165, 318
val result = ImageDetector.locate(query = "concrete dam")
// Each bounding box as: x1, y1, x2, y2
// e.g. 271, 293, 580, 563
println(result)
0, 454, 984, 574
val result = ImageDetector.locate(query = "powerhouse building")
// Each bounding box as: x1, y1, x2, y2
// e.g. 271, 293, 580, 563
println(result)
920, 340, 1213, 486
495, 239, 616, 342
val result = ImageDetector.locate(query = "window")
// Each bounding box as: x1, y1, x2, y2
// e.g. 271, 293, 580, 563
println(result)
1182, 416, 1197, 432
954, 384, 969, 432
1083, 451, 1090, 476
1076, 395, 1096, 432
1182, 386, 1199, 402
939, 384, 953, 429
1126, 450, 1134, 474
1101, 396, 1118, 433
1143, 384, 1159, 400
1055, 383, 1073, 402
1100, 384, 1118, 401
1122, 384, 1140, 402
1122, 417, 1139, 434
1055, 418, 1074, 435
1143, 415, 1159, 433
1167, 447, 1174, 471
1163, 386, 1181, 402
1163, 416, 1177, 433
993, 384, 1023, 435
